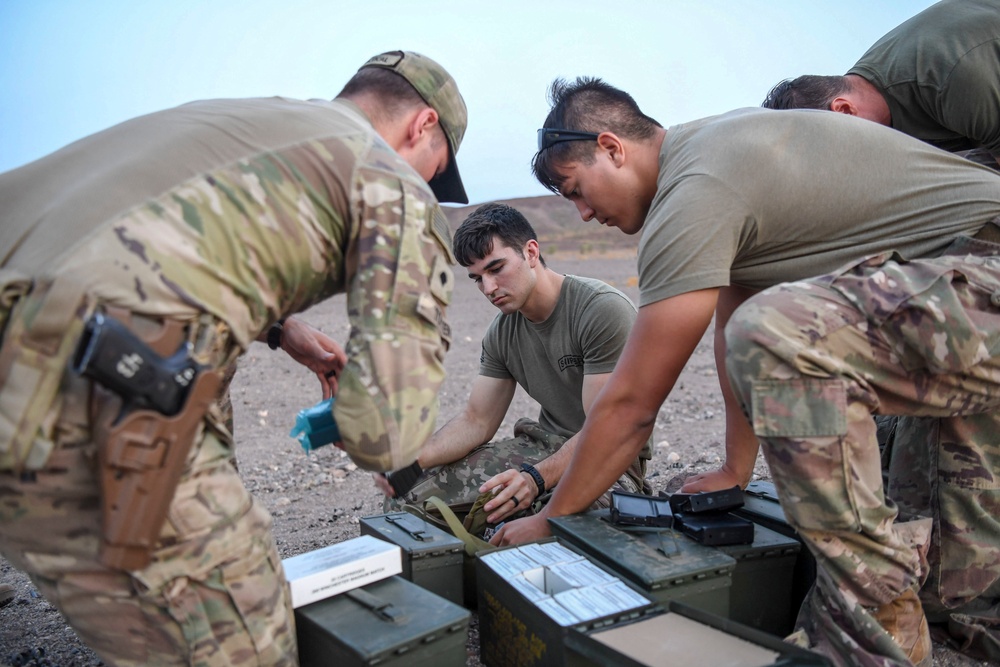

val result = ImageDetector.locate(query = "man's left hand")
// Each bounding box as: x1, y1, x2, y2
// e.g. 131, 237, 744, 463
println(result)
489, 513, 551, 546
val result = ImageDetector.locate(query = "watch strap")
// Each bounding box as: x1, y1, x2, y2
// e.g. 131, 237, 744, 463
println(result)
387, 460, 423, 497
266, 318, 286, 350
520, 462, 545, 496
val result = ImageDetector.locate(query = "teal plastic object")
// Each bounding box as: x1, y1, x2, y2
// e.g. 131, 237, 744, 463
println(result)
290, 397, 341, 453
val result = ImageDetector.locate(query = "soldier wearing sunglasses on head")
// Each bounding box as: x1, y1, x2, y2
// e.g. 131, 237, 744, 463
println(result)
491, 76, 1000, 667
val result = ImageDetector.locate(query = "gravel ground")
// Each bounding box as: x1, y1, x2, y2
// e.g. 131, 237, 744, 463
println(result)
0, 253, 988, 666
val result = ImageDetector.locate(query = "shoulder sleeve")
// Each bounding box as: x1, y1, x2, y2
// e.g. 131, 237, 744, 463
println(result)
575, 288, 637, 375
333, 158, 455, 472
479, 313, 514, 379
638, 175, 749, 306
939, 40, 1000, 154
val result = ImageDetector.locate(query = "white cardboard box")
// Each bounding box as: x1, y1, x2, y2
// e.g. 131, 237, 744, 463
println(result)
282, 535, 402, 608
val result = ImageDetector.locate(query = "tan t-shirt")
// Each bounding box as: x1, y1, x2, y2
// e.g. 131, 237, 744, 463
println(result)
638, 107, 1000, 307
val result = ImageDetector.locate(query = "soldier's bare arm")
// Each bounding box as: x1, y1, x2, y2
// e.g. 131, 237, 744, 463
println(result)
681, 284, 761, 493
479, 372, 612, 523
491, 289, 720, 546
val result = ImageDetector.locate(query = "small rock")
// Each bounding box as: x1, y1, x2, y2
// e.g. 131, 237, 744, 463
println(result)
666, 451, 681, 464
275, 497, 291, 506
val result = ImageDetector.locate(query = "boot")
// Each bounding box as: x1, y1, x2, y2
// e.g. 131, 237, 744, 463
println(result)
871, 588, 931, 667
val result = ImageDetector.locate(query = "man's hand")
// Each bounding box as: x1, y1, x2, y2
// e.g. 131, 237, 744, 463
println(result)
479, 468, 538, 524
679, 465, 748, 493
489, 513, 551, 546
280, 318, 347, 398
372, 473, 395, 498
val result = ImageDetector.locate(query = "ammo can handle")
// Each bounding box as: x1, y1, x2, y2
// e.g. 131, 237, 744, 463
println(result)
345, 588, 403, 622
386, 513, 430, 541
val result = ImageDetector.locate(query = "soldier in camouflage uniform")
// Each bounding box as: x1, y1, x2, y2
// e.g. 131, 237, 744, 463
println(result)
0, 50, 466, 666
375, 203, 650, 528
494, 77, 1000, 667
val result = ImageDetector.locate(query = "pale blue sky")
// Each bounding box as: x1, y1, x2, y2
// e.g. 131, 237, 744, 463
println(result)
1, 0, 936, 204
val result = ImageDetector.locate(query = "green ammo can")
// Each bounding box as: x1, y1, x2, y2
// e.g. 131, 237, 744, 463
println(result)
295, 575, 470, 667
359, 512, 465, 606
732, 480, 817, 616
548, 513, 735, 617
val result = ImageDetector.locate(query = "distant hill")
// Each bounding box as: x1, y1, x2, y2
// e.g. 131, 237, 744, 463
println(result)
442, 195, 640, 258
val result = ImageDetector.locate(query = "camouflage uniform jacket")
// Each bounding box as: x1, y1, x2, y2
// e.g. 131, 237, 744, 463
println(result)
0, 96, 454, 471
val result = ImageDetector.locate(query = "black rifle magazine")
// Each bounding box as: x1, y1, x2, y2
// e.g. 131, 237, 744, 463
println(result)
610, 491, 674, 528
666, 486, 744, 515
674, 512, 754, 546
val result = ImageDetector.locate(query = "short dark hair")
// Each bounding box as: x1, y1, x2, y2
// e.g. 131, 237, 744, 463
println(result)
531, 77, 662, 194
453, 203, 545, 267
761, 75, 851, 110
336, 67, 426, 124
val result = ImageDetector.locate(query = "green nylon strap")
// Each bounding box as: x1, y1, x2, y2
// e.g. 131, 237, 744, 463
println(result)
421, 496, 492, 557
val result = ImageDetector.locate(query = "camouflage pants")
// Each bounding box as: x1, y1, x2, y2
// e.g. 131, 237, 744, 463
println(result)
386, 417, 647, 515
725, 235, 1000, 667
0, 372, 296, 667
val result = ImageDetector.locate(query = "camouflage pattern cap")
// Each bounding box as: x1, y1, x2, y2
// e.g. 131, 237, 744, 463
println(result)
360, 50, 469, 204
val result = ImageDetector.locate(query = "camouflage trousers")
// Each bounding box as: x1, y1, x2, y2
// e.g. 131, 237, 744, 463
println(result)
386, 417, 648, 515
725, 235, 1000, 667
0, 372, 296, 667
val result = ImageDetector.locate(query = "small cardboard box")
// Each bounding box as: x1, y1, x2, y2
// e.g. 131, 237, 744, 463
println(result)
733, 480, 817, 615
359, 512, 465, 605
282, 535, 402, 608
296, 575, 470, 667
548, 513, 735, 617
476, 538, 659, 667
565, 600, 833, 667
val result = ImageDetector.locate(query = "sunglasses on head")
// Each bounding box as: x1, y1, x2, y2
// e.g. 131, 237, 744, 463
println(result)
537, 128, 600, 152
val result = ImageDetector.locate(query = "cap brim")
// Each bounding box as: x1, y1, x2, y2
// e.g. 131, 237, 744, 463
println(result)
428, 143, 468, 204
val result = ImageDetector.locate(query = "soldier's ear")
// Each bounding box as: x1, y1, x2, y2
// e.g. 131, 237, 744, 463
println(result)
830, 97, 858, 116
523, 239, 541, 266
405, 107, 440, 147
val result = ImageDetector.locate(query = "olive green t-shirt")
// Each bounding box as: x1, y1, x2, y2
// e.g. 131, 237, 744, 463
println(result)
480, 275, 637, 439
848, 0, 1000, 154
638, 107, 1000, 306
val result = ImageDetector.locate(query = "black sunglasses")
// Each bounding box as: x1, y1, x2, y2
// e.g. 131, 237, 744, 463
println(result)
537, 128, 600, 152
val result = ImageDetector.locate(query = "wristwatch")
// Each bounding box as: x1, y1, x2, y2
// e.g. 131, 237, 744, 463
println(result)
266, 319, 286, 350
520, 463, 546, 497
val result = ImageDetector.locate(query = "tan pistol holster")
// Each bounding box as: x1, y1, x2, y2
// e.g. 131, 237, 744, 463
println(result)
91, 309, 223, 571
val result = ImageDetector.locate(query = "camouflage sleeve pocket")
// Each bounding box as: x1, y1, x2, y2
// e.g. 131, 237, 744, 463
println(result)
751, 378, 848, 437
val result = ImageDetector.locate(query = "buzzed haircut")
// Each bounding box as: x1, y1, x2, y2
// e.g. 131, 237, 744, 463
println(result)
453, 202, 546, 268
532, 77, 662, 194
336, 66, 426, 125
761, 75, 852, 111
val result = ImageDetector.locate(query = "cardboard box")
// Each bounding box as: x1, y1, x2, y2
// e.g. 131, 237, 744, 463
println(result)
296, 575, 470, 667
565, 600, 833, 667
548, 513, 735, 617
476, 538, 658, 667
282, 535, 402, 608
359, 512, 465, 605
